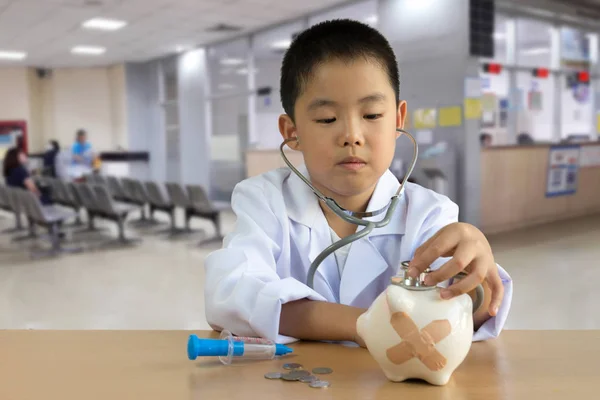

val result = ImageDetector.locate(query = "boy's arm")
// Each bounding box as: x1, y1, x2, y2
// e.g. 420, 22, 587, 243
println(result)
204, 180, 328, 344
280, 300, 366, 346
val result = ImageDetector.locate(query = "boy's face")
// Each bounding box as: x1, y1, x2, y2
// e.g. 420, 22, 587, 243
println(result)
279, 58, 407, 202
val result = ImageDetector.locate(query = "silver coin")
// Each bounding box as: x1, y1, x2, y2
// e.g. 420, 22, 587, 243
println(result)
312, 367, 333, 375
288, 370, 310, 378
310, 380, 330, 388
264, 372, 282, 380
283, 363, 303, 370
299, 375, 317, 383
281, 373, 299, 381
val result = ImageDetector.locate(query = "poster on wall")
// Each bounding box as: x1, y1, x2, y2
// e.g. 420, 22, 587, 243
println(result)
0, 120, 27, 157
413, 108, 437, 129
546, 145, 581, 198
580, 145, 600, 167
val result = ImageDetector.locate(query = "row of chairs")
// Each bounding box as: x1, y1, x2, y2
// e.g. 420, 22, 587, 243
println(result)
1, 175, 225, 258
84, 175, 223, 241
0, 184, 79, 257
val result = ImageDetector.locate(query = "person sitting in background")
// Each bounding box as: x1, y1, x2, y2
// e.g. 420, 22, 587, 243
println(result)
43, 140, 60, 178
480, 133, 492, 147
72, 129, 93, 167
517, 132, 534, 145
2, 147, 51, 205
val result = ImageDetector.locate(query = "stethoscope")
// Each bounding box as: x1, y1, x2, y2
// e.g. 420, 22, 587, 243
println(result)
279, 128, 419, 290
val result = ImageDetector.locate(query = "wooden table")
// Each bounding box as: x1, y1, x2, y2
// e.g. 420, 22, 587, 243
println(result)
1, 330, 598, 399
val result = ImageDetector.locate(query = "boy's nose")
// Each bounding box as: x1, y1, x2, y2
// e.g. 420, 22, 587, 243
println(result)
339, 120, 365, 147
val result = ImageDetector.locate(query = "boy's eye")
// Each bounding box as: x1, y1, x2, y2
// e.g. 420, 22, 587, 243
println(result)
364, 114, 383, 120
316, 118, 336, 124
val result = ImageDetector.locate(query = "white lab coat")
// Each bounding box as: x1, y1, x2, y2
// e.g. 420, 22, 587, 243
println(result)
204, 165, 513, 344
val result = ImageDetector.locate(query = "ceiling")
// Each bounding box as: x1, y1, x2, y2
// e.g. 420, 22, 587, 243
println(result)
0, 0, 351, 68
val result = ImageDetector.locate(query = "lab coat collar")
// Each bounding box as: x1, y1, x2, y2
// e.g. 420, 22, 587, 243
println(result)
285, 164, 407, 236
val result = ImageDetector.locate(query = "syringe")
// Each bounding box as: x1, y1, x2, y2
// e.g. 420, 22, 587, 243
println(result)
187, 330, 293, 365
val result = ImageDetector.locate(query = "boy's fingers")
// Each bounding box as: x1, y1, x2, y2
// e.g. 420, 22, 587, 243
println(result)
409, 233, 459, 277
440, 266, 485, 299
424, 242, 475, 285
487, 270, 504, 316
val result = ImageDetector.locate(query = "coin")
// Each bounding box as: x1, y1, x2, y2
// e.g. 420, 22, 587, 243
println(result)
283, 363, 303, 370
310, 380, 331, 388
264, 372, 282, 380
312, 367, 333, 375
288, 370, 310, 378
299, 375, 317, 383
281, 373, 299, 381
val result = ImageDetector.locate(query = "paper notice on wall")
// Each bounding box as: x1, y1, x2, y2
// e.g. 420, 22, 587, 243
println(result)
439, 106, 462, 127
416, 130, 433, 145
464, 98, 482, 120
413, 108, 437, 129
580, 145, 600, 167
481, 93, 497, 112
465, 78, 482, 98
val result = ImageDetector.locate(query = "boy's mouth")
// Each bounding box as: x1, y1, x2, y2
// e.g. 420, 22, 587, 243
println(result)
338, 156, 367, 171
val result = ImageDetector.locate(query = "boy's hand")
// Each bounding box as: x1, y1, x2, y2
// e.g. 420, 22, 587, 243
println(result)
407, 223, 504, 317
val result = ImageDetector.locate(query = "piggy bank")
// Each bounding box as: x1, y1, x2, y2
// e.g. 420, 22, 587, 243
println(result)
356, 262, 483, 386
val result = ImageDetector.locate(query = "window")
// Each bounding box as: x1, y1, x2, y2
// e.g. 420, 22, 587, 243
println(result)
480, 70, 510, 145
516, 18, 552, 67
207, 38, 250, 97
516, 71, 555, 142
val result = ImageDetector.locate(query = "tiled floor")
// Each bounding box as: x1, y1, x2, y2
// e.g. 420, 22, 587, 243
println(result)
1, 208, 599, 331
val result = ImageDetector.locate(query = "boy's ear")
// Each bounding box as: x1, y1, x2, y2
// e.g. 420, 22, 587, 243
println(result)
278, 114, 301, 150
395, 100, 408, 139
396, 100, 408, 130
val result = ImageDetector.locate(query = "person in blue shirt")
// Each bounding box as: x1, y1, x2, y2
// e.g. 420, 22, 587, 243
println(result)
71, 129, 93, 167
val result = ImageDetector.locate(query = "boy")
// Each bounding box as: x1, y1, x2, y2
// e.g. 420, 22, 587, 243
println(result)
205, 19, 512, 345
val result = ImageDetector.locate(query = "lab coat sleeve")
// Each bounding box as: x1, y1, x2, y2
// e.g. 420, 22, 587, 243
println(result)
204, 181, 326, 344
411, 194, 513, 341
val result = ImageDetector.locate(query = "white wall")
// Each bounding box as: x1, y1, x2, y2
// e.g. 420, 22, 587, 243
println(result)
0, 66, 127, 153
0, 67, 31, 122
51, 68, 115, 151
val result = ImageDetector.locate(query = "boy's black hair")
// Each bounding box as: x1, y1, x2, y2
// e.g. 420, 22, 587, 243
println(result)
280, 19, 400, 122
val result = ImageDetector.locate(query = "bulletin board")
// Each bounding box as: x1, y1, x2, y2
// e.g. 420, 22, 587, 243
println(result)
546, 145, 581, 197
0, 120, 28, 157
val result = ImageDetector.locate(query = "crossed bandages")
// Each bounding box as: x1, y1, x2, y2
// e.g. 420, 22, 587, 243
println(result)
386, 312, 451, 371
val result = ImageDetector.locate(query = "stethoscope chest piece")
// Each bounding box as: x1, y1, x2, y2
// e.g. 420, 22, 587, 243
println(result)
391, 261, 436, 291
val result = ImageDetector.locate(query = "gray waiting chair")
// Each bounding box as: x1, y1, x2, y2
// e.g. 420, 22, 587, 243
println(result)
107, 176, 128, 202
166, 183, 222, 244
0, 184, 12, 213
71, 183, 104, 232
187, 185, 223, 243
16, 188, 81, 258
91, 184, 140, 245
48, 179, 83, 225
144, 181, 181, 234
121, 178, 152, 224
0, 184, 24, 233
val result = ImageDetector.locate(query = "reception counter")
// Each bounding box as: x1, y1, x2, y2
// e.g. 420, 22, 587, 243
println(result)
481, 143, 600, 234
28, 151, 151, 181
